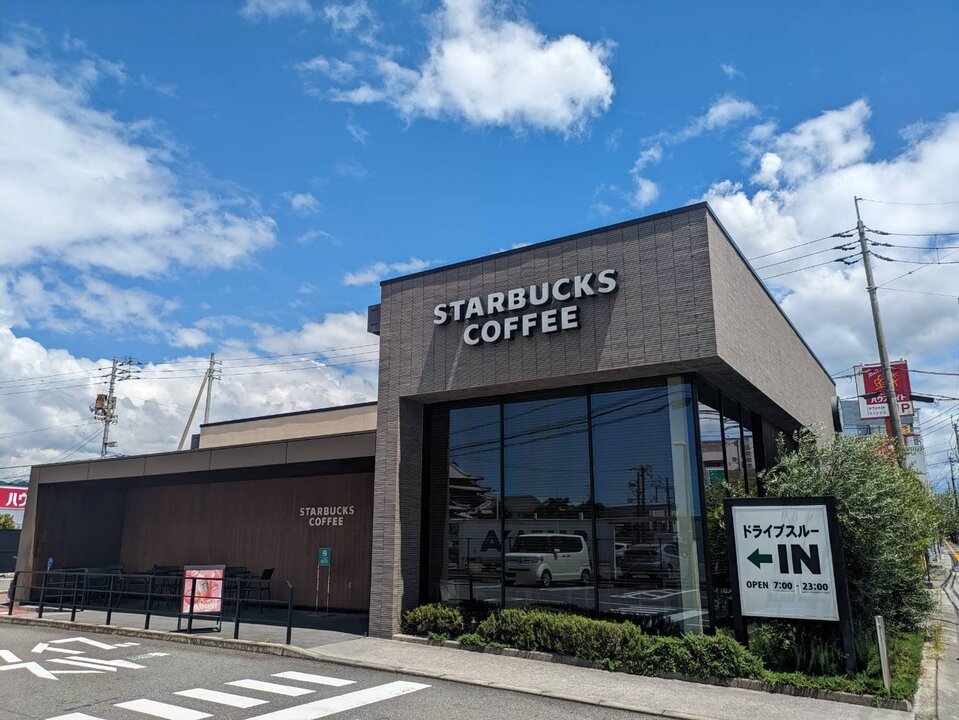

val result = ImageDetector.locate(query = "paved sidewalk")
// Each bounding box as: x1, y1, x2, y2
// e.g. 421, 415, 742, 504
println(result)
932, 541, 959, 720
1, 604, 913, 720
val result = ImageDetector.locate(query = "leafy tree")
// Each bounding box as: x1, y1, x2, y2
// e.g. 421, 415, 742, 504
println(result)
761, 430, 939, 630
0, 514, 15, 530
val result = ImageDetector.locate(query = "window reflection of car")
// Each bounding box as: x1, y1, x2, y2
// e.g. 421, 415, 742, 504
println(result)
619, 542, 683, 585
505, 533, 591, 588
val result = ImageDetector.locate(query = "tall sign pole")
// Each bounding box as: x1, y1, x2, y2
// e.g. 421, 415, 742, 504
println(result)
854, 197, 906, 468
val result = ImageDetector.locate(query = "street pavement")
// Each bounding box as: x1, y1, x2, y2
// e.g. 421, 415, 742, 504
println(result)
0, 623, 652, 720
933, 540, 959, 720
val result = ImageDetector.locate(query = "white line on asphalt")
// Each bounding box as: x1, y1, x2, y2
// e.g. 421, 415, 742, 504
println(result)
32, 644, 84, 655
246, 681, 431, 720
55, 656, 146, 669
0, 649, 21, 663
115, 699, 211, 720
47, 713, 106, 720
47, 658, 114, 672
115, 642, 141, 647
226, 679, 315, 697
50, 670, 103, 675
174, 688, 269, 708
50, 637, 117, 650
271, 672, 355, 687
0, 661, 59, 679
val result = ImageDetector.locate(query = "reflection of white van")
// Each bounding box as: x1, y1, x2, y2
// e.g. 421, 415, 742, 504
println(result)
505, 533, 591, 587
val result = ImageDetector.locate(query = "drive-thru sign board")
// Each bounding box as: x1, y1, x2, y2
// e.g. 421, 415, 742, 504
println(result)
724, 496, 856, 672
728, 501, 838, 621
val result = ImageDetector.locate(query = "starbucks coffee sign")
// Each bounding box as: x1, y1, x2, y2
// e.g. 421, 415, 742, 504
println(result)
433, 269, 618, 346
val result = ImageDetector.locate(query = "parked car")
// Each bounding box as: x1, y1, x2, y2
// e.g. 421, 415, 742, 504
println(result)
619, 542, 683, 585
505, 533, 591, 587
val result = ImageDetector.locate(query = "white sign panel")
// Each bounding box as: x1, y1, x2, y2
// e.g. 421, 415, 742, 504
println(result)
730, 503, 839, 621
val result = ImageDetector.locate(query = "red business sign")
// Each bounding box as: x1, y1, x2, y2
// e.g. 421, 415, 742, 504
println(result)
0, 487, 27, 510
855, 361, 914, 419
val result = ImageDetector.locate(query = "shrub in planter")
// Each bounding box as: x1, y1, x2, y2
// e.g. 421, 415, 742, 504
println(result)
476, 608, 645, 665
401, 603, 464, 639
455, 633, 486, 648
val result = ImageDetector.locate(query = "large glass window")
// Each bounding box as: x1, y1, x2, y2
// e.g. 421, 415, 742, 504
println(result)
438, 404, 502, 606
504, 396, 593, 611
591, 381, 707, 631
425, 377, 708, 631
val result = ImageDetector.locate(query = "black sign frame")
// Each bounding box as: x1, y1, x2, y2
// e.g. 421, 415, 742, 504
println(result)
723, 495, 857, 674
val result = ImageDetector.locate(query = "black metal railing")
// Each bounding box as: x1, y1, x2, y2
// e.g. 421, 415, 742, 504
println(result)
5, 569, 295, 645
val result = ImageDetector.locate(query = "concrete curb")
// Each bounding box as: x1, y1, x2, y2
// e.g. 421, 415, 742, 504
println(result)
394, 634, 913, 713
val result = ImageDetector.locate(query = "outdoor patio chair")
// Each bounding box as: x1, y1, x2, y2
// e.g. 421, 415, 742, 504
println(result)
242, 568, 274, 611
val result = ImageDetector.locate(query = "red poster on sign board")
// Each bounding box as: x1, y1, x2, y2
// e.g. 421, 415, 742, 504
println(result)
855, 361, 913, 419
182, 565, 225, 615
0, 487, 27, 510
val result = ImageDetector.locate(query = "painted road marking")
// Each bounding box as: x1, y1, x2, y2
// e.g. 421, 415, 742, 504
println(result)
246, 681, 430, 720
226, 679, 315, 697
50, 637, 117, 651
33, 644, 84, 655
0, 660, 58, 679
47, 714, 106, 720
115, 699, 211, 720
51, 656, 146, 670
174, 688, 269, 708
945, 539, 959, 562
0, 649, 21, 663
271, 672, 355, 687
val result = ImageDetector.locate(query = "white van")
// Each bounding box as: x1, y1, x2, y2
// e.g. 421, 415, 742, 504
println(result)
505, 533, 591, 587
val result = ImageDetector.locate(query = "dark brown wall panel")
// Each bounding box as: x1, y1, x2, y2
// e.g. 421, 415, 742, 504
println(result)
118, 473, 373, 610
31, 483, 127, 570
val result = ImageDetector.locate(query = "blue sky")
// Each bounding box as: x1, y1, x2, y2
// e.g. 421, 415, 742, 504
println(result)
1, 1, 958, 488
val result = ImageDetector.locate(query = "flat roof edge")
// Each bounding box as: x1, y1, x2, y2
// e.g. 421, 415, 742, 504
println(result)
379, 202, 710, 286
33, 428, 377, 473
200, 400, 377, 429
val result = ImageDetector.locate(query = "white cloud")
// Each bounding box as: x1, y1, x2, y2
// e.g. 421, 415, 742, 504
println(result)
346, 119, 368, 144
168, 327, 211, 348
342, 257, 432, 286
240, 0, 315, 21
285, 191, 320, 214
327, 0, 615, 135
701, 101, 959, 487
296, 55, 356, 83
633, 145, 662, 172
630, 177, 659, 209
0, 35, 277, 278
296, 228, 334, 246
674, 95, 758, 142
323, 0, 378, 37
0, 319, 378, 471
720, 63, 743, 79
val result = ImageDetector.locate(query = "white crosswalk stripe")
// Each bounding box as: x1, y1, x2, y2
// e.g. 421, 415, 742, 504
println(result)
47, 714, 105, 720
226, 679, 314, 697
246, 681, 430, 720
174, 688, 269, 708
115, 699, 211, 720
270, 672, 354, 687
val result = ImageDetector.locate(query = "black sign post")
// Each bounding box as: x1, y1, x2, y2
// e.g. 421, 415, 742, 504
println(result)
724, 496, 857, 674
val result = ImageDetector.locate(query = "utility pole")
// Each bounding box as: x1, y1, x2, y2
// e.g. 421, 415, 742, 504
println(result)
950, 454, 959, 515
90, 356, 140, 457
855, 197, 906, 468
178, 354, 219, 451
203, 352, 217, 424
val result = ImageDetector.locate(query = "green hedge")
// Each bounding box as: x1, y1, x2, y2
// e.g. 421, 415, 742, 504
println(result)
400, 604, 922, 699
402, 605, 765, 681
400, 603, 464, 639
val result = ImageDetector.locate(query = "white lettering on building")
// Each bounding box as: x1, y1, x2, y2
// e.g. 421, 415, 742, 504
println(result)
433, 269, 617, 346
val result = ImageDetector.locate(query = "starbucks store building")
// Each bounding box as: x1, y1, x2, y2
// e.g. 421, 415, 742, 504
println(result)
15, 202, 837, 640
367, 203, 836, 637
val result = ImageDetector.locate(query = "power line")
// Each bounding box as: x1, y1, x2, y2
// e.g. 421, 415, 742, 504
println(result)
876, 247, 959, 288
0, 420, 99, 440
859, 198, 959, 207
879, 287, 959, 299
760, 254, 860, 280
752, 244, 857, 271
747, 229, 856, 261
